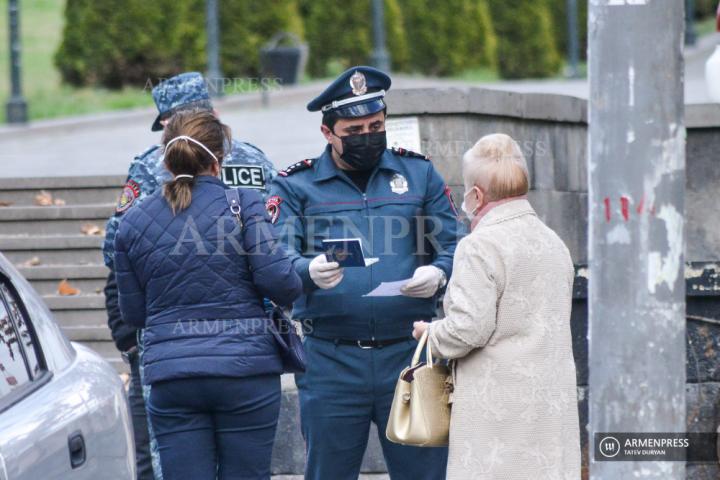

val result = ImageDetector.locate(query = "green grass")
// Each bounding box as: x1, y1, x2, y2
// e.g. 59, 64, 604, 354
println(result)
0, 0, 153, 123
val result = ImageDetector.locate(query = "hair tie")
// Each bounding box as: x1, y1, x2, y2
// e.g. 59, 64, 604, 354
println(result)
165, 135, 220, 164
174, 174, 194, 181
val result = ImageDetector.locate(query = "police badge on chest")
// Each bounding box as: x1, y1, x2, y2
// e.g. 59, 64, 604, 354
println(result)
390, 173, 409, 195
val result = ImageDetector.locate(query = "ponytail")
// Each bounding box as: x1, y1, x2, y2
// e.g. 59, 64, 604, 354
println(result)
163, 176, 195, 215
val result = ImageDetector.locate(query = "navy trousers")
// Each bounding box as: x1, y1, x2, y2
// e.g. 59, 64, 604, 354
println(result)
147, 375, 281, 480
296, 336, 448, 480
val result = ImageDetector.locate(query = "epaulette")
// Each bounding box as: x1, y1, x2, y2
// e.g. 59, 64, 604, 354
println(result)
391, 147, 429, 161
134, 144, 162, 160
278, 159, 314, 177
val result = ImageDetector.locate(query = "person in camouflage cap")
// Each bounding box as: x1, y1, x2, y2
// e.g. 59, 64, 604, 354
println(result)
102, 72, 277, 480
104, 72, 276, 268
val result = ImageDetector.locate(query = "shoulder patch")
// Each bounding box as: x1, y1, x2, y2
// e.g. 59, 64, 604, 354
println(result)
116, 180, 140, 213
265, 195, 283, 224
391, 147, 429, 161
134, 144, 162, 160
278, 159, 314, 177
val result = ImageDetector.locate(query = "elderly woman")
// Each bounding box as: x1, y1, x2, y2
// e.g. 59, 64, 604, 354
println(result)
413, 134, 580, 479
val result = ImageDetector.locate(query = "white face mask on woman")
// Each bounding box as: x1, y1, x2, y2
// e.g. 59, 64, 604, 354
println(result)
461, 186, 483, 221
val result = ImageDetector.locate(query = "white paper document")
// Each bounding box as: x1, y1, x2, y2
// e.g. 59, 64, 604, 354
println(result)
363, 279, 412, 297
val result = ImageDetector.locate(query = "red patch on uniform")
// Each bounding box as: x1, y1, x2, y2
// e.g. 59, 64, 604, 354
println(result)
265, 195, 283, 224
444, 185, 459, 217
116, 180, 140, 213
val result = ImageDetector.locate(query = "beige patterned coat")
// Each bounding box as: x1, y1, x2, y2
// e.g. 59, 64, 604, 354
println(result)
428, 199, 581, 480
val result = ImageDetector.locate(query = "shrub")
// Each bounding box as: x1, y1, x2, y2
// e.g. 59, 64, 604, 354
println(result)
398, 0, 497, 75
695, 0, 719, 19
218, 0, 305, 78
303, 0, 409, 77
55, 0, 303, 88
488, 0, 562, 79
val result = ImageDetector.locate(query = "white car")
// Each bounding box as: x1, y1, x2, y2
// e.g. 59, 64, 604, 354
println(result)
0, 252, 134, 479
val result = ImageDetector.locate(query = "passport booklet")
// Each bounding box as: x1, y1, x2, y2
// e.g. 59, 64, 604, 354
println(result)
322, 238, 379, 267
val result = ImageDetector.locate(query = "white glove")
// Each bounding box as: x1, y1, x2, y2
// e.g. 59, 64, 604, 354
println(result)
401, 265, 446, 298
309, 254, 344, 289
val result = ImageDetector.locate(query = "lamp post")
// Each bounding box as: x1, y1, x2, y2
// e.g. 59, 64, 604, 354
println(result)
6, 0, 28, 124
206, 0, 223, 97
566, 0, 580, 78
685, 0, 697, 46
370, 0, 391, 72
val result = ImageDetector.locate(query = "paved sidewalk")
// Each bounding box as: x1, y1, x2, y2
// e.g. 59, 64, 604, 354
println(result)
1, 34, 714, 180
0, 77, 458, 178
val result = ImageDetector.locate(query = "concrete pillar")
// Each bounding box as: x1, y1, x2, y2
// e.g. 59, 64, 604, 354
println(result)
588, 0, 686, 478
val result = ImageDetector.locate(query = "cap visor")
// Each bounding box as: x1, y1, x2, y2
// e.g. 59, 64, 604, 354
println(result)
151, 114, 164, 132
333, 99, 386, 118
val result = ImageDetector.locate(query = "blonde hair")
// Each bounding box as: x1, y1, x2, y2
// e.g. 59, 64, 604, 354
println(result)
462, 133, 529, 201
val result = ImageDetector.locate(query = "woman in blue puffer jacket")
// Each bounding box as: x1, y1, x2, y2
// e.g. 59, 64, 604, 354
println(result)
114, 110, 302, 480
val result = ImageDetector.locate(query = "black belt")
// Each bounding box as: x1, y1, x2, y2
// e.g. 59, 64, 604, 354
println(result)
310, 336, 413, 349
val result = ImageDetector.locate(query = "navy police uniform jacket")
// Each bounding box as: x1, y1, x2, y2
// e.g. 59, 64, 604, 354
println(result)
269, 146, 463, 341
114, 176, 302, 385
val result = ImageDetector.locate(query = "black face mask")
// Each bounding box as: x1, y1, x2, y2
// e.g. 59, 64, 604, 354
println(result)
337, 131, 387, 171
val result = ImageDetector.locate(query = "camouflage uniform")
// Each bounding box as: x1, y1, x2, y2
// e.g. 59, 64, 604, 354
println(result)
102, 72, 276, 480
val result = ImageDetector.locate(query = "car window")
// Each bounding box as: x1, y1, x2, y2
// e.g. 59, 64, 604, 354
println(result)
0, 289, 31, 398
0, 283, 40, 378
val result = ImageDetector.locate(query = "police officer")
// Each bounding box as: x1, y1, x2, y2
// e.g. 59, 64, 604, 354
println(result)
268, 66, 462, 479
102, 72, 276, 480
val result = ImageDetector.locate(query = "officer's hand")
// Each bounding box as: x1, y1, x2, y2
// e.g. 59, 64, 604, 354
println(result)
309, 254, 344, 289
401, 266, 445, 298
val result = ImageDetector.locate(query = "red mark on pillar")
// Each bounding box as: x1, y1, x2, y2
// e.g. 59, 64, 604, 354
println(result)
620, 196, 630, 221
604, 197, 612, 222
636, 195, 645, 214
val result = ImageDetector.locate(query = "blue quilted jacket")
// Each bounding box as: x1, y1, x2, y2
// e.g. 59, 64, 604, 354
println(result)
114, 175, 302, 384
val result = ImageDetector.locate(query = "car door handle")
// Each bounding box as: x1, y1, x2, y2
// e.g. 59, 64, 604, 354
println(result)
67, 431, 86, 469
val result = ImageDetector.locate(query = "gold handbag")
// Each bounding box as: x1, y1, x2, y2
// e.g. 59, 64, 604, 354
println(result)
385, 329, 453, 447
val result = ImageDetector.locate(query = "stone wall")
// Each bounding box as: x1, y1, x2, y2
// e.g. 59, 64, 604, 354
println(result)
387, 87, 720, 264
385, 87, 720, 477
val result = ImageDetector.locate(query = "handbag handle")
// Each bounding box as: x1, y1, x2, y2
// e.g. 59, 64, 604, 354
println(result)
224, 188, 243, 227
411, 328, 437, 369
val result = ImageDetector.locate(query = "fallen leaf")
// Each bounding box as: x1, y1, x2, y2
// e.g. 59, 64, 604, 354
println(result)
0, 200, 12, 207
34, 190, 53, 206
53, 198, 66, 206
57, 279, 80, 296
21, 256, 41, 267
80, 223, 101, 236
